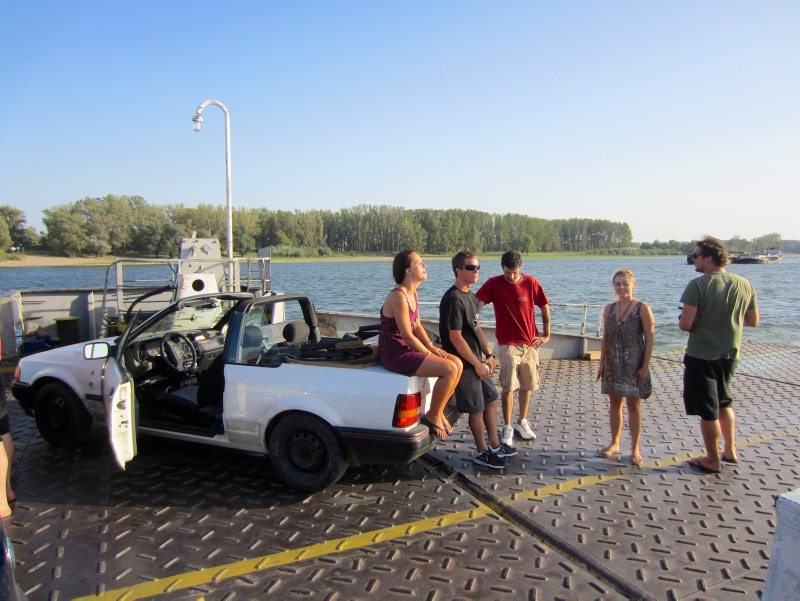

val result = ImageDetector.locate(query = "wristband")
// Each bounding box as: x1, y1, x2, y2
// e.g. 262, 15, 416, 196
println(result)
485, 353, 495, 359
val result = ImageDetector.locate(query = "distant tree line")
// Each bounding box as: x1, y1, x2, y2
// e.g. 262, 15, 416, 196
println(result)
0, 198, 790, 258
2, 196, 633, 257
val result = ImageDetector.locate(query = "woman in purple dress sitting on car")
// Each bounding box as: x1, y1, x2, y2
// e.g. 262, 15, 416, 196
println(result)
379, 250, 462, 439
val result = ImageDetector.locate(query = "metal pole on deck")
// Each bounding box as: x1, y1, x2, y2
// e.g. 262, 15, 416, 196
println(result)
192, 99, 235, 289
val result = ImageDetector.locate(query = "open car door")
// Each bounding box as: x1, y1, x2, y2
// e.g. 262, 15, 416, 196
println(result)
100, 313, 142, 469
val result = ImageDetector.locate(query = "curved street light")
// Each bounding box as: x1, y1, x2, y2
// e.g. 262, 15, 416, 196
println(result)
192, 100, 234, 264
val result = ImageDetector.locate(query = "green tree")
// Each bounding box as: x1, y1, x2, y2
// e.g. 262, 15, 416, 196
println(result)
0, 217, 11, 249
753, 232, 782, 250
130, 205, 171, 256
42, 206, 86, 256
0, 205, 39, 247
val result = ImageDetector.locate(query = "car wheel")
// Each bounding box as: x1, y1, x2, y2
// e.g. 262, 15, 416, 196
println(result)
268, 414, 349, 492
35, 383, 93, 447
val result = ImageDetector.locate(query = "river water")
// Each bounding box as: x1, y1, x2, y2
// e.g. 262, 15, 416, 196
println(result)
1, 255, 797, 353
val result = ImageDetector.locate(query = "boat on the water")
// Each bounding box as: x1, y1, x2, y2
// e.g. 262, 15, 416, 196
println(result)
731, 248, 783, 264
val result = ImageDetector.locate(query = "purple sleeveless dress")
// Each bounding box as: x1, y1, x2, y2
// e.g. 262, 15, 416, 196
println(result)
379, 289, 428, 376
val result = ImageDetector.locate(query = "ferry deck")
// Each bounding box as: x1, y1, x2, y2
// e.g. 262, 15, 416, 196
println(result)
3, 341, 799, 600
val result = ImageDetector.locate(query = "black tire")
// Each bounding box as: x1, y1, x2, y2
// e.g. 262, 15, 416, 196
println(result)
35, 382, 93, 447
268, 414, 348, 492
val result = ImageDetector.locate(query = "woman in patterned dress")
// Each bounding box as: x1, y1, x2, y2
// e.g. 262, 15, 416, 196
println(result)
596, 269, 654, 466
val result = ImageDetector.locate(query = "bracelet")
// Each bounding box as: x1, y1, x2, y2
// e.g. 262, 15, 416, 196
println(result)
485, 354, 494, 359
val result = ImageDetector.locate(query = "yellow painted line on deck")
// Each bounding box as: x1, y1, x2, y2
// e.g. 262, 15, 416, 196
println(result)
74, 425, 800, 601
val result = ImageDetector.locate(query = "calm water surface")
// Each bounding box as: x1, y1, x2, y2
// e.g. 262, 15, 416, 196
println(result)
2, 256, 798, 353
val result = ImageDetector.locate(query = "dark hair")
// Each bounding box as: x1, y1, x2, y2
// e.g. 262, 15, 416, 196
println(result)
696, 236, 729, 267
501, 250, 522, 270
392, 249, 416, 284
451, 249, 477, 274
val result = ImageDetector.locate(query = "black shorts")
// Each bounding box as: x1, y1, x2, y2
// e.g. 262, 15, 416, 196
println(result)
454, 368, 498, 414
683, 354, 737, 421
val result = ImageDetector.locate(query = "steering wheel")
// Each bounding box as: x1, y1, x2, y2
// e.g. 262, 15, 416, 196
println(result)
160, 332, 198, 373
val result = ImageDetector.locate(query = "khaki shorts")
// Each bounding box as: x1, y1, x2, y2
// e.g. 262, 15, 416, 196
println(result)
498, 344, 540, 393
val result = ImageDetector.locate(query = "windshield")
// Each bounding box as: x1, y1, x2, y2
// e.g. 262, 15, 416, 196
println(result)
138, 298, 235, 337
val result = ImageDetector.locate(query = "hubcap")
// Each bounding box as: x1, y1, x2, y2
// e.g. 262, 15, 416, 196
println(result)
288, 431, 325, 472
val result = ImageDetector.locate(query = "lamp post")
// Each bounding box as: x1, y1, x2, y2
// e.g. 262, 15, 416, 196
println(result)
192, 100, 234, 264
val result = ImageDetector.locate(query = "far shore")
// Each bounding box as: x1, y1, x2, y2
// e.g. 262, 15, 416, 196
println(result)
0, 250, 701, 270
0, 253, 394, 269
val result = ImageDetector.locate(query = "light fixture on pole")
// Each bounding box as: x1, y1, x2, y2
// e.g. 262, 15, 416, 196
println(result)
192, 100, 234, 265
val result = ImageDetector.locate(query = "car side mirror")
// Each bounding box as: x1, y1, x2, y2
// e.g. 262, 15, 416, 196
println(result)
83, 342, 110, 360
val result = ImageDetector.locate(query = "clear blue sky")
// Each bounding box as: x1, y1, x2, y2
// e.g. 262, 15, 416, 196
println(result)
2, 1, 798, 243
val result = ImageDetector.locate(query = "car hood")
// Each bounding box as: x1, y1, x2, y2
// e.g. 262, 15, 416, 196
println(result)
19, 337, 117, 366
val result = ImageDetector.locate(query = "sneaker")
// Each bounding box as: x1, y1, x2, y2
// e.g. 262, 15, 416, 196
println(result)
473, 449, 506, 469
491, 442, 518, 458
500, 424, 514, 446
515, 419, 536, 440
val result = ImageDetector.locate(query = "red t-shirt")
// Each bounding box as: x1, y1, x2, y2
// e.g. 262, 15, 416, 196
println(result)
476, 274, 549, 346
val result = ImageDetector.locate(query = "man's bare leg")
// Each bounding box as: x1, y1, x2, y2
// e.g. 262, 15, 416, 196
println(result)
719, 407, 737, 461
697, 418, 722, 471
517, 389, 531, 422
501, 390, 514, 426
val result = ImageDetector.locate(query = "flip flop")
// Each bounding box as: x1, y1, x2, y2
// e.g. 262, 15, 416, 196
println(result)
597, 446, 620, 458
420, 416, 447, 440
721, 455, 738, 464
630, 454, 644, 466
688, 457, 721, 474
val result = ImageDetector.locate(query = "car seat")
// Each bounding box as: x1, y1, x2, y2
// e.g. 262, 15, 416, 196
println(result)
281, 320, 311, 345
241, 325, 264, 364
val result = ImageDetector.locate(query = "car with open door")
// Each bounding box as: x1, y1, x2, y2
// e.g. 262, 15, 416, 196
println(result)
12, 292, 452, 492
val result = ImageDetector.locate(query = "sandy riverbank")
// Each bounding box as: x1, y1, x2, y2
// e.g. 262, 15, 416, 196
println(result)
0, 254, 118, 268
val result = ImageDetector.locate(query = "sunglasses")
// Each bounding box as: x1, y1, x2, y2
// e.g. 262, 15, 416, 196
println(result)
459, 264, 480, 271
691, 252, 707, 259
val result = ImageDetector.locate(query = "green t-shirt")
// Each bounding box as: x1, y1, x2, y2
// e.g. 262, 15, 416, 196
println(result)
680, 271, 757, 360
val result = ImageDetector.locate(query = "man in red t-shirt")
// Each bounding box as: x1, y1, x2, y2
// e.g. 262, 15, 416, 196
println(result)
476, 250, 550, 446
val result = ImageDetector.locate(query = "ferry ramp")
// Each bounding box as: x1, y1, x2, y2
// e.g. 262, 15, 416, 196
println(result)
3, 341, 799, 600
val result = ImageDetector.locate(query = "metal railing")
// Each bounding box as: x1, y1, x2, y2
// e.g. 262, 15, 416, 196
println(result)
419, 301, 604, 337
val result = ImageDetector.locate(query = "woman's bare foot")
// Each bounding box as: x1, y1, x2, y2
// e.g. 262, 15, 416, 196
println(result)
442, 418, 453, 434
597, 444, 620, 457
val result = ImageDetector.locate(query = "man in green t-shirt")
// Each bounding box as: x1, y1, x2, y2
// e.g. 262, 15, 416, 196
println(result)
679, 236, 759, 474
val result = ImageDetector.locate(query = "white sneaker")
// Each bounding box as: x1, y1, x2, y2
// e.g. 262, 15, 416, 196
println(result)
500, 425, 514, 446
515, 419, 536, 440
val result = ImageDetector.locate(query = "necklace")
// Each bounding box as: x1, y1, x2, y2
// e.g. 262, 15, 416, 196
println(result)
616, 299, 636, 324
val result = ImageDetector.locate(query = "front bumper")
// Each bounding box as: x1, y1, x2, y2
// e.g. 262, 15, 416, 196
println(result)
9, 381, 33, 415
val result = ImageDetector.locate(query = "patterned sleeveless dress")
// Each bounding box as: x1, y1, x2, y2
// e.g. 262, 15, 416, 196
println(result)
379, 288, 428, 376
600, 302, 652, 398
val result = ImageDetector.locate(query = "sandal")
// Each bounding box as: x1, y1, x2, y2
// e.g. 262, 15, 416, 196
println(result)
420, 416, 448, 440
630, 454, 644, 466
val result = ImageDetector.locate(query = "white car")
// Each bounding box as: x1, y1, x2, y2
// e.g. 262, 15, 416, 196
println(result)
12, 292, 452, 491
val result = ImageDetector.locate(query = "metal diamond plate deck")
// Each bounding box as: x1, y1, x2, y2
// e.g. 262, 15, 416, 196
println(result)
3, 341, 800, 600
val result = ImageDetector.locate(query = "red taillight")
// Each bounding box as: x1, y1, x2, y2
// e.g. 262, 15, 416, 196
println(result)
393, 392, 422, 428
14, 365, 20, 381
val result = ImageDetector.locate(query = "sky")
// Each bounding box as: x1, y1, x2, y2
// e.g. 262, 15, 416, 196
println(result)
1, 1, 798, 243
